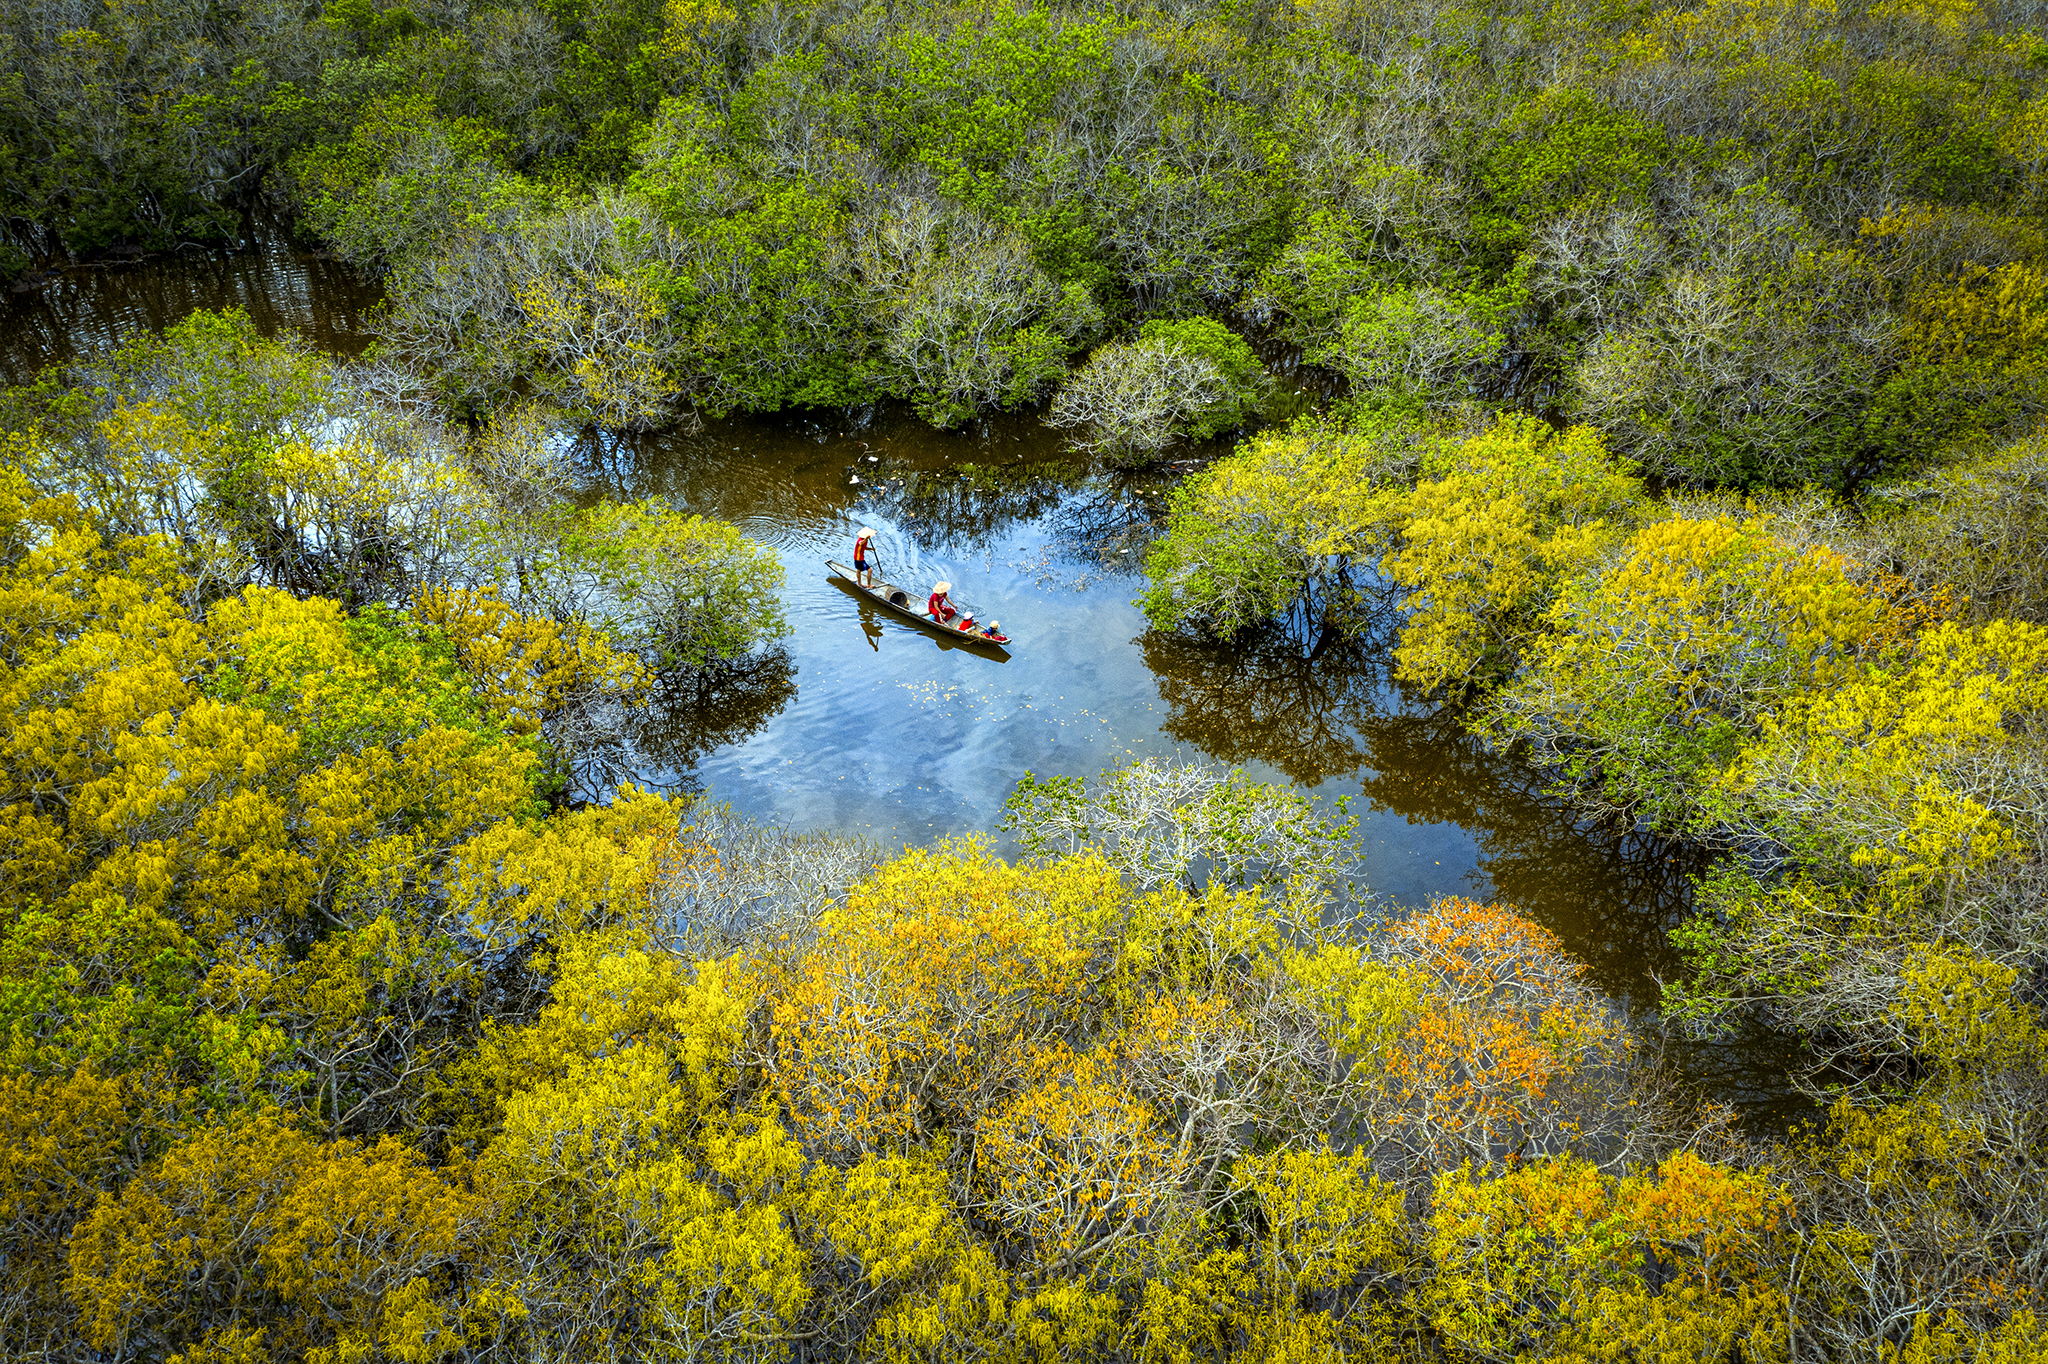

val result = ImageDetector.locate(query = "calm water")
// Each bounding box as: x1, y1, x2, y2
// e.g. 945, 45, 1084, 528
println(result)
0, 235, 1806, 1120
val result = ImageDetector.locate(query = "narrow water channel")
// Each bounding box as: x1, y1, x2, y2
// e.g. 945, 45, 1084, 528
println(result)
0, 231, 1810, 1122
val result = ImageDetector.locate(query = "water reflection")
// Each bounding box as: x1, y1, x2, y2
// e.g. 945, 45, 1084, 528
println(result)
1147, 614, 1690, 987
1143, 623, 1395, 788
631, 647, 800, 781
0, 218, 380, 382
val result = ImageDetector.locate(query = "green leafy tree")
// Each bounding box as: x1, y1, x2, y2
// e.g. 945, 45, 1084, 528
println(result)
568, 499, 790, 669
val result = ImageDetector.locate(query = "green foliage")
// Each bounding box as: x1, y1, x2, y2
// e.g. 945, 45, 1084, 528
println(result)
1136, 318, 1265, 439
1483, 87, 1670, 224
569, 499, 790, 669
290, 95, 534, 264
10, 0, 2048, 474
1866, 425, 2048, 623
1140, 415, 1417, 638
881, 6, 1118, 219
1050, 319, 1264, 462
1574, 188, 1899, 489
999, 757, 1358, 895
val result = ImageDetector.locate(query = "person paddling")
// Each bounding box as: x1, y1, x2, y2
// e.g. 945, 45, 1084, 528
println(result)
928, 580, 957, 624
853, 527, 878, 587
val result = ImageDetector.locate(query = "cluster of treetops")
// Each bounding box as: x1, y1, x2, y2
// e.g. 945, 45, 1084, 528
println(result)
6, 0, 2048, 1358
0, 0, 2040, 477
6, 339, 2047, 1358
9, 311, 2048, 1362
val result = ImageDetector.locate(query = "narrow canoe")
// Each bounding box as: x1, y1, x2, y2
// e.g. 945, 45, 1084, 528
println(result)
825, 559, 1013, 650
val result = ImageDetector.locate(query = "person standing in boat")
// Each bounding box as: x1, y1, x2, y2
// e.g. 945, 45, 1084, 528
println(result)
853, 527, 878, 587
928, 580, 957, 624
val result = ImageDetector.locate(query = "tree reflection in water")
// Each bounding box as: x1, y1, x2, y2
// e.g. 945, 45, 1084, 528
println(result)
869, 458, 1083, 556
1035, 472, 1171, 580
627, 646, 799, 785
1151, 620, 1701, 987
1143, 622, 1390, 787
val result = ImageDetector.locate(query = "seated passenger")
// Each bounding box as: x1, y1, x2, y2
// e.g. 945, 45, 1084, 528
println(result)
928, 581, 956, 622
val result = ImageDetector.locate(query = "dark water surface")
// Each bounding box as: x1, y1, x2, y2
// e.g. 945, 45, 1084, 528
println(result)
0, 223, 380, 383
0, 237, 1807, 1121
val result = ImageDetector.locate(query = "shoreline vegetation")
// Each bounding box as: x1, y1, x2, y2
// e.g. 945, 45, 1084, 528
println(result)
5, 0, 2048, 1358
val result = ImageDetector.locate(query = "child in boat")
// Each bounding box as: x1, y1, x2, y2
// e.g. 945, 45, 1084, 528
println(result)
979, 620, 1003, 640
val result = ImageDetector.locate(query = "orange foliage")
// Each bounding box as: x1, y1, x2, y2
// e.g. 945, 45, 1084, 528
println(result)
1622, 1150, 1788, 1291
1378, 898, 1636, 1167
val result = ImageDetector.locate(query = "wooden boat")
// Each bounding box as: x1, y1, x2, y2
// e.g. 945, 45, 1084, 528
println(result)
826, 560, 1012, 650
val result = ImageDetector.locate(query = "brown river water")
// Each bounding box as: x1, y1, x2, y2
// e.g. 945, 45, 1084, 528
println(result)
0, 227, 1809, 1122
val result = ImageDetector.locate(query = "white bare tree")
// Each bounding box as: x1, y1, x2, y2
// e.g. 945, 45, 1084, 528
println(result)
1047, 338, 1229, 464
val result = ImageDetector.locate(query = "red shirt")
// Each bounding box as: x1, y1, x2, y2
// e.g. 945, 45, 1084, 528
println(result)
928, 591, 955, 621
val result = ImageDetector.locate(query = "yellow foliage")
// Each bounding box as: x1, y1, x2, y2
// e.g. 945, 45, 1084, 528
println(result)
1283, 938, 1422, 1080
486, 1043, 698, 1196
415, 584, 648, 737
1487, 507, 1913, 824
1129, 1248, 1249, 1364
0, 1065, 127, 1231
1140, 415, 1417, 638
1387, 416, 1640, 690
1604, 0, 1839, 83
512, 262, 680, 429
481, 1050, 809, 1360
66, 1108, 477, 1360
1735, 617, 2048, 889
1572, 512, 1882, 686
1902, 260, 2048, 379
978, 1044, 1192, 1274
761, 845, 1109, 1159
1868, 0, 1981, 37
1825, 1095, 1981, 1194
869, 1233, 1011, 1364
167, 1326, 272, 1364
0, 495, 539, 950
2001, 92, 2048, 206
1883, 1309, 2048, 1364
623, 1136, 811, 1362
446, 783, 698, 940
1009, 1279, 1122, 1364
807, 1150, 959, 1288
1895, 944, 2045, 1070
1550, 1281, 1788, 1364
1235, 1145, 1405, 1296
1428, 1155, 1787, 1363
651, 0, 743, 88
